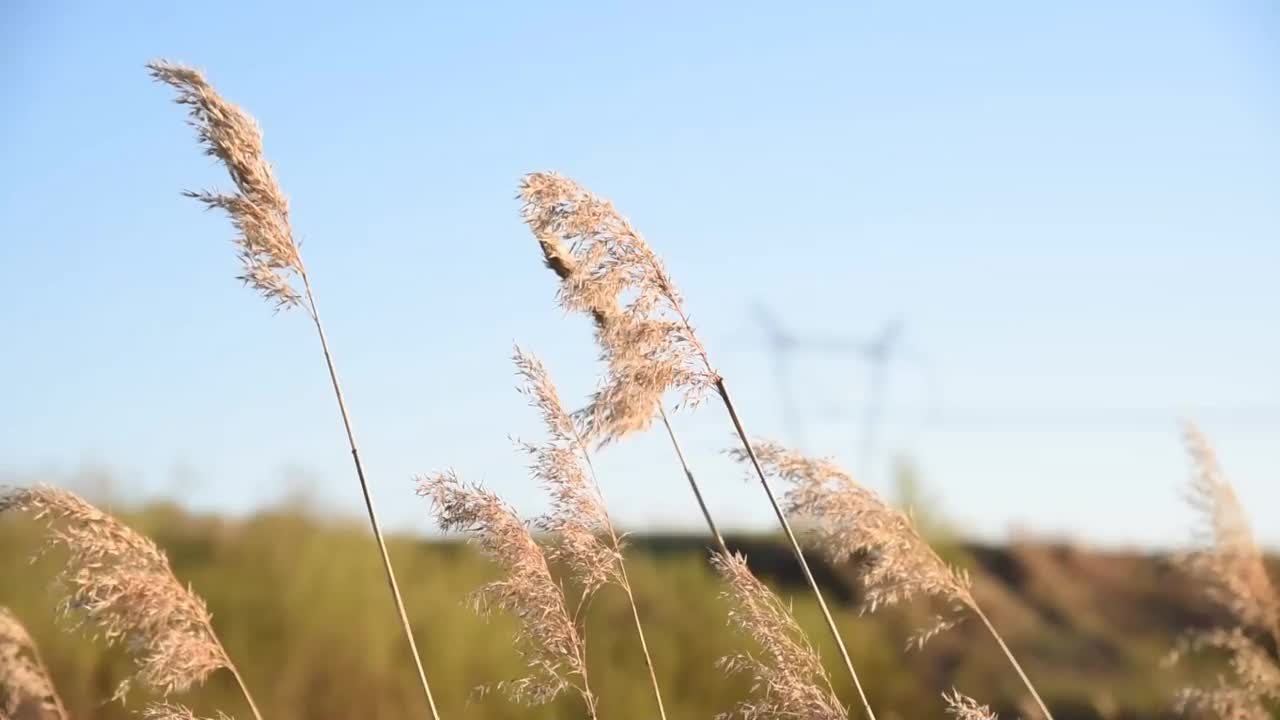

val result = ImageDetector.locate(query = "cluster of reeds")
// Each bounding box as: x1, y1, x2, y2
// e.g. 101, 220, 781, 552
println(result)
2, 58, 1273, 720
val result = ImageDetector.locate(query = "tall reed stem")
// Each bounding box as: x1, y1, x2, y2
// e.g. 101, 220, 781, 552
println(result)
300, 273, 442, 720
223, 653, 265, 720
576, 442, 668, 720
715, 379, 877, 720
615, 562, 667, 720
972, 605, 1054, 720
658, 408, 728, 553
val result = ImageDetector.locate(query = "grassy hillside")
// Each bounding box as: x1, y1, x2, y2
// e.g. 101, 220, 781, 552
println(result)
0, 502, 1258, 720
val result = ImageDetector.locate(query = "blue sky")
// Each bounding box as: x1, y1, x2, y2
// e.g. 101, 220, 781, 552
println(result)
2, 1, 1277, 548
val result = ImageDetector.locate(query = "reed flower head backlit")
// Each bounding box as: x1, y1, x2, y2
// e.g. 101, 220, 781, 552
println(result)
418, 471, 593, 711
731, 440, 974, 648
0, 486, 231, 700
519, 172, 716, 442
712, 551, 847, 720
514, 347, 620, 597
1167, 424, 1280, 717
1178, 424, 1279, 639
144, 702, 233, 720
942, 690, 999, 720
148, 60, 303, 309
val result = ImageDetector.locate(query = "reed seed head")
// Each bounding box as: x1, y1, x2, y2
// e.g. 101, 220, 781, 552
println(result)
943, 690, 1000, 720
712, 551, 847, 720
417, 471, 592, 708
1167, 424, 1280, 717
519, 172, 716, 443
143, 702, 233, 720
148, 60, 303, 310
0, 486, 231, 701
514, 347, 621, 598
731, 440, 974, 649
1173, 685, 1273, 720
0, 607, 67, 720
1178, 423, 1279, 640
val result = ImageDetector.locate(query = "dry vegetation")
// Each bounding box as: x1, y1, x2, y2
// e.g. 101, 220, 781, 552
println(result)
1, 59, 1277, 720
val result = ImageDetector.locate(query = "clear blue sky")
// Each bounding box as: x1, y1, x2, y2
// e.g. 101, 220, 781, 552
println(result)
3, 1, 1277, 548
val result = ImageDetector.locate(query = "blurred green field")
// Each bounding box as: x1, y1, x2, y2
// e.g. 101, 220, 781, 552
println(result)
0, 500, 1255, 720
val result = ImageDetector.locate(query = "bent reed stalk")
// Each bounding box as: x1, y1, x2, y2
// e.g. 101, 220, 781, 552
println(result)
520, 171, 877, 720
147, 60, 441, 720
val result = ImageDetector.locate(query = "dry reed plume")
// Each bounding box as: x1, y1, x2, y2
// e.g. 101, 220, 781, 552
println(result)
515, 348, 619, 597
0, 486, 259, 720
418, 471, 597, 718
521, 175, 727, 549
514, 347, 669, 719
0, 607, 67, 720
519, 171, 875, 719
1166, 424, 1279, 719
712, 552, 847, 720
144, 702, 233, 720
942, 690, 1000, 720
732, 441, 974, 645
733, 441, 1055, 720
148, 59, 441, 720
519, 172, 716, 443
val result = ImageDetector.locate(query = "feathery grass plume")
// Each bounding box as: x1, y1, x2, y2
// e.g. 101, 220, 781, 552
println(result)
0, 486, 262, 720
519, 171, 874, 719
519, 172, 717, 442
144, 702, 233, 720
733, 441, 1055, 720
520, 176, 728, 549
514, 346, 669, 719
0, 607, 68, 720
1178, 424, 1280, 641
732, 440, 974, 647
418, 471, 597, 718
515, 348, 619, 597
943, 690, 1000, 720
148, 59, 442, 720
146, 61, 301, 310
1166, 424, 1280, 718
712, 551, 847, 720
